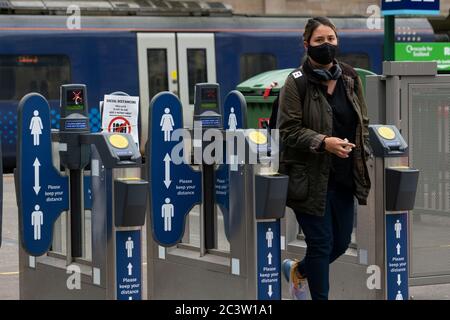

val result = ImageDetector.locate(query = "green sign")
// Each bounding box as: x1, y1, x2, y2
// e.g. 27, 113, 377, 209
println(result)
395, 42, 450, 71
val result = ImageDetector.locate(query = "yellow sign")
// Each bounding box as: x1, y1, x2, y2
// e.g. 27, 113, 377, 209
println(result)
377, 126, 396, 140
109, 134, 129, 149
248, 131, 267, 145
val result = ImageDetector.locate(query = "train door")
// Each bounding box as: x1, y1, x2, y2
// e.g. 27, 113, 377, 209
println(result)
137, 33, 216, 150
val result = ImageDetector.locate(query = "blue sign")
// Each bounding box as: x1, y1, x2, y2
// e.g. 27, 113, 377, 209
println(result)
149, 92, 202, 247
115, 230, 142, 300
222, 90, 247, 132
17, 93, 69, 256
216, 91, 248, 241
257, 221, 281, 300
84, 175, 92, 210
386, 213, 409, 300
381, 0, 439, 16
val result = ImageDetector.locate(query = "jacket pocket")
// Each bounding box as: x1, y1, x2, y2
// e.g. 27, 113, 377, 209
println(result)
287, 163, 309, 201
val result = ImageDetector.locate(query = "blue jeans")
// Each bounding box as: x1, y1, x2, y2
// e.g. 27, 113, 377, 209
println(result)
294, 188, 355, 300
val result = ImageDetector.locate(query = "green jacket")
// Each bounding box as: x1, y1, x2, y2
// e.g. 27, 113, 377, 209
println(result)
277, 61, 371, 216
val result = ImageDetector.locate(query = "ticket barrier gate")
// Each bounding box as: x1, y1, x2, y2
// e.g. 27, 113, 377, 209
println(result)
279, 124, 419, 299
147, 85, 288, 299
368, 125, 419, 300
16, 85, 146, 299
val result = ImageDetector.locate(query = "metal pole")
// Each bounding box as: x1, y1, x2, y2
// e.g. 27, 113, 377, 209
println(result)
384, 15, 395, 61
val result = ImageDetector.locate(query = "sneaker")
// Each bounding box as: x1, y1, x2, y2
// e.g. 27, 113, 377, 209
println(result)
282, 259, 309, 300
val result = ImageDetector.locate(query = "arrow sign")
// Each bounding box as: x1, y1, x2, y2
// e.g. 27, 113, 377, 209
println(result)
163, 153, 172, 189
17, 93, 69, 256
397, 274, 402, 286
127, 262, 133, 276
33, 158, 41, 195
396, 243, 401, 255
267, 252, 273, 265
268, 285, 273, 297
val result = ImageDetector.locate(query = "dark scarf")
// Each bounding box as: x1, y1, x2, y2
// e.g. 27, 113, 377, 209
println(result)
302, 58, 342, 84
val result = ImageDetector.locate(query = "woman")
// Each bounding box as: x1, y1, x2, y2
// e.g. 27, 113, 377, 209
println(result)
277, 17, 371, 300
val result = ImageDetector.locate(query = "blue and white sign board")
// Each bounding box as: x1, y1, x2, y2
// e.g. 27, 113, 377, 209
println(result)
17, 93, 69, 256
84, 175, 92, 210
149, 92, 202, 247
215, 91, 248, 241
257, 221, 281, 300
381, 0, 440, 16
385, 212, 409, 300
115, 230, 142, 300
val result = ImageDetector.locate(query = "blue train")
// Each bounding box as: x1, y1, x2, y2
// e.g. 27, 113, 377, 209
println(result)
0, 9, 436, 171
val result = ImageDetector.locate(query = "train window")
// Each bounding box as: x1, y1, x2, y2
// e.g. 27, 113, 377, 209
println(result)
240, 54, 277, 81
336, 53, 371, 70
187, 49, 207, 105
0, 55, 70, 101
147, 49, 169, 101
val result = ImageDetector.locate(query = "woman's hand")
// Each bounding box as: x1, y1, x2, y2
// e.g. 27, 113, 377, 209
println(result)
324, 137, 355, 158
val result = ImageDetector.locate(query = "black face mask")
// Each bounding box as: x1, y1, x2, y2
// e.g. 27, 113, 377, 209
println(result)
307, 42, 338, 65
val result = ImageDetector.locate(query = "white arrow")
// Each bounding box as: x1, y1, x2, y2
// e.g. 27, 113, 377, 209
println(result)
33, 158, 41, 195
267, 252, 272, 265
397, 274, 401, 286
163, 153, 172, 189
268, 285, 273, 297
396, 243, 401, 255
127, 262, 133, 276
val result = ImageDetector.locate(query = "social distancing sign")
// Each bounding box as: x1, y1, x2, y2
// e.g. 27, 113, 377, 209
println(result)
101, 94, 139, 148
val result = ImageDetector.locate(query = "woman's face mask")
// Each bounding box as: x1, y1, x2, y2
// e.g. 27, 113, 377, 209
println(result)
305, 25, 338, 65
307, 42, 338, 65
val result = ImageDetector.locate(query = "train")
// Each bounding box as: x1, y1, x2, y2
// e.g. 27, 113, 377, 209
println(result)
0, 0, 440, 171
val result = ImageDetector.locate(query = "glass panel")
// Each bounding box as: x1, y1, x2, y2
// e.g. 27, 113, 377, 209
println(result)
217, 207, 230, 252
0, 55, 71, 100
240, 54, 277, 82
336, 53, 370, 70
187, 49, 207, 105
186, 205, 200, 247
84, 210, 92, 261
410, 85, 450, 276
51, 211, 67, 255
147, 49, 168, 101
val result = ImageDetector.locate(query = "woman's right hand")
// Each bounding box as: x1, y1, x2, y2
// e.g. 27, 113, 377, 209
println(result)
324, 137, 355, 158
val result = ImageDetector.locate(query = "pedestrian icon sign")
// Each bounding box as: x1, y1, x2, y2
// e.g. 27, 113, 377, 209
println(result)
160, 108, 174, 141
29, 110, 43, 146
125, 237, 134, 258
266, 228, 273, 248
228, 107, 237, 131
162, 198, 174, 232
395, 220, 402, 239
31, 205, 43, 240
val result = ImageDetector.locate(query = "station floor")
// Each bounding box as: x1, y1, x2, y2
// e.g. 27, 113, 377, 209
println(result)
1, 173, 449, 300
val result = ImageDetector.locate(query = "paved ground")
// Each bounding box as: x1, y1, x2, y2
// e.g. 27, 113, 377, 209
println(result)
1, 173, 449, 300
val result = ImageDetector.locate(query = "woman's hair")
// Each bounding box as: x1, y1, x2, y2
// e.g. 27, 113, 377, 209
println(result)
303, 17, 338, 43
